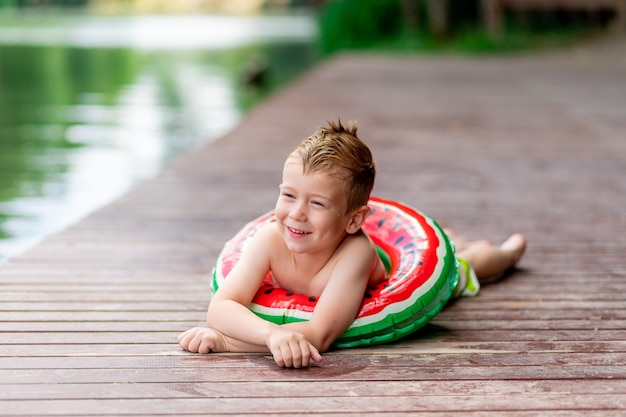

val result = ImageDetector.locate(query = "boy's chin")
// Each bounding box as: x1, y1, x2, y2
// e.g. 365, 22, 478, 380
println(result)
284, 241, 311, 254
283, 235, 317, 255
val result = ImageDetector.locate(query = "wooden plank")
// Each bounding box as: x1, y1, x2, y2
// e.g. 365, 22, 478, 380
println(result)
1, 379, 625, 401
433, 319, 626, 330
1, 352, 624, 370
1, 364, 624, 384
4, 318, 626, 332
0, 287, 623, 302
1, 394, 624, 416
1, 306, 625, 322
1, 300, 624, 312
2, 340, 626, 357
0, 321, 201, 331
3, 329, 626, 345
0, 311, 206, 321
0, 291, 211, 302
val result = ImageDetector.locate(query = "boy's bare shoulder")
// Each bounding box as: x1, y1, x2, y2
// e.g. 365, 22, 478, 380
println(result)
250, 221, 279, 241
338, 230, 385, 283
345, 228, 375, 248
247, 222, 282, 253
336, 229, 378, 262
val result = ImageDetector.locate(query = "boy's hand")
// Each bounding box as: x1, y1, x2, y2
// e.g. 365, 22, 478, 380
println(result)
267, 327, 323, 368
178, 327, 228, 354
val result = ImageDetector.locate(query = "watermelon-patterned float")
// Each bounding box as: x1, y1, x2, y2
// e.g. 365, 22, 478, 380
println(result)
212, 196, 459, 348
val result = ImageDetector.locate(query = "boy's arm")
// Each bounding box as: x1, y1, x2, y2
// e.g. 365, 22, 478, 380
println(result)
282, 235, 376, 351
205, 225, 322, 367
206, 225, 278, 347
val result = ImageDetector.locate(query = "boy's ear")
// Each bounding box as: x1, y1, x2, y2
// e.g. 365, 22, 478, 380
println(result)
345, 205, 371, 234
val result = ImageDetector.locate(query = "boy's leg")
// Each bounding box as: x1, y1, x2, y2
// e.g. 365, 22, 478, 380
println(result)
446, 230, 526, 284
452, 256, 480, 297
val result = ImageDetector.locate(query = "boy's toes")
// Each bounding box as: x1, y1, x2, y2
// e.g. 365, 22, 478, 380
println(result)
500, 233, 527, 265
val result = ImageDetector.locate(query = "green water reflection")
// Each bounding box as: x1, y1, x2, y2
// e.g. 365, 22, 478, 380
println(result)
0, 24, 317, 260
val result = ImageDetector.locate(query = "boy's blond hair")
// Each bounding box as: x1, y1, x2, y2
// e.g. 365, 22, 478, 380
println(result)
288, 120, 376, 213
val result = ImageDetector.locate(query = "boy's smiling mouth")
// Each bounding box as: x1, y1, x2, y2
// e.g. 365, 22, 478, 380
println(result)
287, 226, 311, 236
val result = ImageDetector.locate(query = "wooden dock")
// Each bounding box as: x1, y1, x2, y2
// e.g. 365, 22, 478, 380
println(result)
1, 35, 625, 415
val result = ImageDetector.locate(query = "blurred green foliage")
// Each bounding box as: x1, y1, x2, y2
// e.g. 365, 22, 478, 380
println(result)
318, 0, 483, 53
318, 0, 405, 51
0, 0, 89, 8
318, 0, 613, 55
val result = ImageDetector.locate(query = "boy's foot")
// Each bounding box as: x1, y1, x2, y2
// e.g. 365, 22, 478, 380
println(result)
500, 233, 527, 268
477, 233, 527, 284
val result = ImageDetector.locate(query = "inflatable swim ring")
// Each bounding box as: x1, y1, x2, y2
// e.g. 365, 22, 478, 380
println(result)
212, 196, 458, 349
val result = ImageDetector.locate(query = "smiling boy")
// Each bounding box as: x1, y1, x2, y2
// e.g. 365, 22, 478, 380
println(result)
178, 120, 526, 368
179, 120, 385, 368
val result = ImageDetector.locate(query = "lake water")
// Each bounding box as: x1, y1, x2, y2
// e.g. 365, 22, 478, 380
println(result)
0, 13, 318, 262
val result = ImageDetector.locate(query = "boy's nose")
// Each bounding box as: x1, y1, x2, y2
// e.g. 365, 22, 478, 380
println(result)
289, 202, 307, 221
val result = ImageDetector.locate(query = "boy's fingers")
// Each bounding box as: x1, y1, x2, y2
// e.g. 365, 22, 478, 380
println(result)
177, 329, 190, 343
299, 345, 309, 368
309, 343, 323, 363
283, 344, 296, 368
178, 333, 191, 350
187, 335, 201, 353
291, 341, 306, 368
199, 338, 213, 354
178, 327, 200, 347
272, 345, 286, 368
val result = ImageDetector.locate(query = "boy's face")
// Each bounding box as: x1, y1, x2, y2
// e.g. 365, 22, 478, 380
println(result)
276, 162, 353, 255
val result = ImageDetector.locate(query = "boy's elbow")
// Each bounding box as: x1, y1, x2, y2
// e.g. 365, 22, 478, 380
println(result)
304, 321, 348, 353
205, 301, 222, 328
312, 333, 337, 353
318, 341, 332, 353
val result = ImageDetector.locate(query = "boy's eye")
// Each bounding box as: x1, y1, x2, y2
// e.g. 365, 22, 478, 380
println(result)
282, 193, 295, 199
312, 201, 325, 207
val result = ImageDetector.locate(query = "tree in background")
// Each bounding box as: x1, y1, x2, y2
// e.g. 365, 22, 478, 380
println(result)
318, 0, 617, 54
318, 0, 481, 54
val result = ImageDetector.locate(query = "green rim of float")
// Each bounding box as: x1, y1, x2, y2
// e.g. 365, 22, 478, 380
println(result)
212, 196, 459, 349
